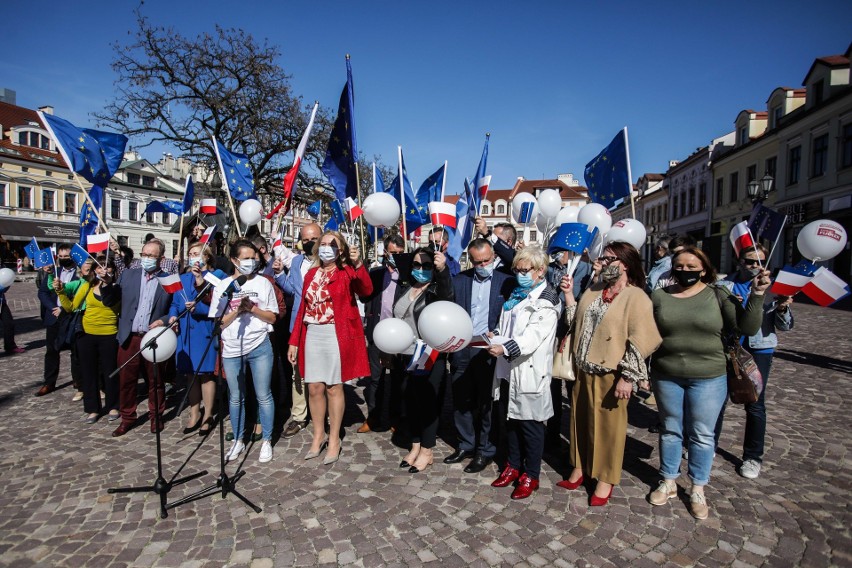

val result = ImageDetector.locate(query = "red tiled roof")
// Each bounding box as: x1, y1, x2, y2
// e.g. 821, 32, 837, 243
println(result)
802, 53, 851, 85
642, 173, 664, 181
0, 101, 68, 168
508, 178, 588, 201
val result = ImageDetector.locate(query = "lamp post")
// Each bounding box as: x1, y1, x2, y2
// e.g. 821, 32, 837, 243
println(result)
747, 174, 774, 204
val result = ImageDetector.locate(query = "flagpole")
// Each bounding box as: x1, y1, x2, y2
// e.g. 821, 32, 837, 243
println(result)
766, 215, 788, 271
398, 146, 408, 251
176, 211, 186, 267
354, 163, 367, 253
745, 226, 764, 271
440, 161, 448, 202
372, 162, 379, 259
71, 175, 109, 233
623, 127, 636, 219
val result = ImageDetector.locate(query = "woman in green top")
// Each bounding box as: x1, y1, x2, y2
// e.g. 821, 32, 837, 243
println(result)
57, 256, 120, 423
648, 246, 770, 520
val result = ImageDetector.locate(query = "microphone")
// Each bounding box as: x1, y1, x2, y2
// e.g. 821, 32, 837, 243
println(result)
225, 275, 248, 299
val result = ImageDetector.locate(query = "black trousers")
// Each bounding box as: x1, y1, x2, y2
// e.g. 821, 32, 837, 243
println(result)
451, 350, 497, 458
405, 357, 447, 449
43, 319, 82, 389
507, 419, 546, 480
0, 301, 16, 352
77, 333, 119, 415
366, 344, 405, 428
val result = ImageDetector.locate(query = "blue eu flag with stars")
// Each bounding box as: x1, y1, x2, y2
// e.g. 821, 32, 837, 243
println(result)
584, 128, 631, 210
307, 200, 322, 218
748, 203, 787, 243
213, 138, 256, 201
70, 244, 89, 268
548, 223, 598, 255
80, 186, 103, 246
415, 164, 446, 222
39, 112, 128, 185
35, 247, 55, 269
24, 237, 40, 260
142, 200, 184, 220
322, 82, 358, 201
386, 150, 426, 234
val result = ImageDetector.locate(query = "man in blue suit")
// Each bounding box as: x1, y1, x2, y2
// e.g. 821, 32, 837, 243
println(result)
112, 239, 174, 437
446, 238, 516, 473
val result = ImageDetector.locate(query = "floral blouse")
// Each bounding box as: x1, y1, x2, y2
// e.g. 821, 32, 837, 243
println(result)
304, 268, 335, 325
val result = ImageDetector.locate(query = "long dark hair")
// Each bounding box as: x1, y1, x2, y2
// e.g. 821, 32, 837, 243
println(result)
604, 241, 645, 288
672, 246, 718, 284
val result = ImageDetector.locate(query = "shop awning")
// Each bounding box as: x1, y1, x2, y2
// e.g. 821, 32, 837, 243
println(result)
0, 217, 80, 243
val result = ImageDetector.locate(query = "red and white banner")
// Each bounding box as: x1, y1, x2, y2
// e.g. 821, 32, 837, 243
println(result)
477, 175, 491, 200
406, 340, 439, 372
199, 225, 216, 245
267, 102, 320, 219
801, 267, 851, 307
157, 273, 183, 295
771, 271, 812, 296
87, 232, 110, 254
345, 197, 363, 221
429, 201, 457, 229
729, 221, 754, 256
200, 199, 217, 215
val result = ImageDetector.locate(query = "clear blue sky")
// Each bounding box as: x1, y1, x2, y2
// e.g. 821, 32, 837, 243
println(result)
3, 1, 851, 196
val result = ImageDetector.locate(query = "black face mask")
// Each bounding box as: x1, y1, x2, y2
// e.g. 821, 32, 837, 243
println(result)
672, 269, 702, 288
302, 241, 316, 256
59, 258, 75, 269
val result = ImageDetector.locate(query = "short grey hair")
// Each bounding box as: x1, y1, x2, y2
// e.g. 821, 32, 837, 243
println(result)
512, 245, 549, 272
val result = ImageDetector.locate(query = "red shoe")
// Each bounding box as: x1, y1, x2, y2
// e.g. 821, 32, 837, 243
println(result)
10, 347, 25, 354
510, 474, 539, 499
590, 485, 614, 506
491, 465, 520, 488
556, 475, 584, 491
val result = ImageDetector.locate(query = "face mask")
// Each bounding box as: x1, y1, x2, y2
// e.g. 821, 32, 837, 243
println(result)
516, 273, 535, 288
318, 245, 338, 263
672, 269, 702, 288
188, 257, 204, 268
740, 264, 761, 279
411, 269, 433, 283
59, 258, 75, 269
302, 241, 316, 256
475, 262, 495, 279
140, 258, 158, 273
600, 263, 621, 285
237, 259, 257, 275
384, 254, 396, 268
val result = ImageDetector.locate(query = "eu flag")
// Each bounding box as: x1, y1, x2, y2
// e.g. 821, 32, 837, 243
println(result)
748, 203, 787, 243
548, 223, 598, 255
322, 85, 358, 201
386, 150, 426, 234
35, 247, 55, 269
213, 138, 256, 201
182, 175, 195, 212
80, 186, 103, 246
584, 128, 631, 210
70, 243, 89, 268
324, 216, 340, 232
307, 200, 322, 218
415, 163, 446, 222
330, 200, 347, 227
39, 112, 128, 185
24, 237, 40, 260
142, 200, 184, 219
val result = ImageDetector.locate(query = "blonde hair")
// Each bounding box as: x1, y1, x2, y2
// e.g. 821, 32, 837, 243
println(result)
512, 245, 548, 272
187, 241, 215, 268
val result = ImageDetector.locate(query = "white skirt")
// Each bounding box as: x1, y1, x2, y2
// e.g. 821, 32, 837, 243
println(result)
303, 323, 342, 385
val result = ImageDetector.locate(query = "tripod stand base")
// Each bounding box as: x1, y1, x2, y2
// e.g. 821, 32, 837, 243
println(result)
167, 470, 262, 513
109, 470, 208, 519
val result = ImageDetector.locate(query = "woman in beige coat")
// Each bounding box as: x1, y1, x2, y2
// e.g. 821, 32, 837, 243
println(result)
558, 241, 661, 506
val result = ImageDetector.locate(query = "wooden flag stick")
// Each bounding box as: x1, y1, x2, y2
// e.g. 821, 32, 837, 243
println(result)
70, 174, 108, 233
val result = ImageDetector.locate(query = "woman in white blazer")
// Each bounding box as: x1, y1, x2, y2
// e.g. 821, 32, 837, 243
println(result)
487, 246, 560, 500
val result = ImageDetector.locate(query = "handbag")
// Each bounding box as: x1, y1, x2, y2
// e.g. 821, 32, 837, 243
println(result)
713, 286, 763, 404
551, 333, 576, 381
55, 311, 84, 351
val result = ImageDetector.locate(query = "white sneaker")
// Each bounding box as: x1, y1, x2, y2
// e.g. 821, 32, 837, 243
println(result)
689, 491, 709, 519
259, 440, 273, 463
739, 459, 761, 479
225, 440, 245, 463
72, 391, 84, 402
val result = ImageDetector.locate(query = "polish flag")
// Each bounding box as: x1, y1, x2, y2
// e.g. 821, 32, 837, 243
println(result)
770, 261, 817, 296
407, 340, 440, 372
199, 225, 216, 245
729, 221, 754, 256
477, 175, 492, 200
801, 267, 851, 307
267, 102, 320, 219
429, 201, 457, 229
345, 197, 363, 221
87, 232, 110, 254
200, 199, 218, 215
157, 273, 183, 295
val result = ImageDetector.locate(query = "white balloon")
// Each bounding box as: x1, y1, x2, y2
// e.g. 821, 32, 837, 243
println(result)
536, 189, 562, 219
555, 205, 582, 225
372, 318, 416, 354
535, 213, 550, 233
0, 268, 14, 289
239, 199, 263, 226
577, 203, 612, 235
140, 328, 178, 363
362, 193, 401, 228
605, 218, 647, 250
417, 301, 473, 353
511, 193, 537, 224
797, 219, 848, 261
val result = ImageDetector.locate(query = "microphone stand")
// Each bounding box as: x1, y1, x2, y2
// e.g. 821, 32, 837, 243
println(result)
167, 280, 261, 513
107, 302, 208, 519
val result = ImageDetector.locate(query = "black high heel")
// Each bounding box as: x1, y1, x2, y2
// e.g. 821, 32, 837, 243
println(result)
197, 417, 215, 437
183, 417, 203, 435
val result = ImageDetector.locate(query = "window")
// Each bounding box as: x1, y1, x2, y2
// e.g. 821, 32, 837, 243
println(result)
128, 202, 138, 221
679, 192, 686, 217
746, 164, 757, 184
698, 182, 707, 211
496, 203, 505, 215
162, 212, 170, 225
0, 183, 6, 206
688, 187, 696, 215
142, 175, 155, 188
658, 204, 664, 222
43, 190, 55, 211
812, 80, 824, 105
529, 230, 537, 242
842, 123, 852, 169
127, 172, 141, 185
172, 241, 179, 258
146, 211, 154, 223
22, 166, 29, 173
739, 127, 749, 145
788, 146, 801, 184
765, 156, 777, 178
671, 195, 679, 219
111, 199, 121, 219
715, 178, 724, 207
772, 106, 783, 129
481, 203, 490, 215
19, 186, 32, 208
811, 134, 828, 177
730, 172, 739, 202
64, 193, 76, 214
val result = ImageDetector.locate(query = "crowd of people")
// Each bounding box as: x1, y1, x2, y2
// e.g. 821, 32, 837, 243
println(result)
22, 218, 792, 520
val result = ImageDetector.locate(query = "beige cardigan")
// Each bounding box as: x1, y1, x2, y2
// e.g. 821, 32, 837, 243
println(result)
569, 284, 662, 369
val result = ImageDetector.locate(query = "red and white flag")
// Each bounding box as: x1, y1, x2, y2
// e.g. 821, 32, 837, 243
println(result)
345, 197, 363, 221
199, 225, 216, 245
157, 273, 183, 295
267, 102, 320, 219
87, 232, 110, 254
200, 199, 217, 215
406, 340, 439, 373
729, 221, 754, 256
429, 201, 457, 229
801, 267, 851, 307
770, 261, 816, 296
477, 175, 492, 200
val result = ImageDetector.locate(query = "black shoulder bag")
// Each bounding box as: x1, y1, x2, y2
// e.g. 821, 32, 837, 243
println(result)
713, 286, 763, 404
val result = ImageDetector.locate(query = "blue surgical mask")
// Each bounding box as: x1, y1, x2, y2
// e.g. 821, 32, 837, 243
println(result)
516, 273, 535, 288
237, 259, 257, 275
318, 245, 338, 263
140, 258, 158, 273
411, 268, 433, 283
188, 257, 204, 268
474, 262, 495, 279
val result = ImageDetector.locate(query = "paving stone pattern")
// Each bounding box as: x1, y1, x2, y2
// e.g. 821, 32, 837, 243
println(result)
0, 283, 850, 567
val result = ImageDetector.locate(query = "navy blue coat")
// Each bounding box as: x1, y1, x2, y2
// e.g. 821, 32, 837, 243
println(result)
168, 272, 217, 374
116, 268, 173, 346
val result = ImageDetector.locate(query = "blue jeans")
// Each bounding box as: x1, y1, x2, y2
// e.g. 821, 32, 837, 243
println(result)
715, 351, 773, 462
222, 338, 274, 442
652, 372, 727, 486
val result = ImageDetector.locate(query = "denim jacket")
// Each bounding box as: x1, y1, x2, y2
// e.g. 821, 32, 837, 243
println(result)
717, 277, 793, 350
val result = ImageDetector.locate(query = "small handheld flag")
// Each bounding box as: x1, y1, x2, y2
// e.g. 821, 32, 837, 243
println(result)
199, 199, 218, 215
729, 221, 755, 257
345, 197, 364, 221
548, 223, 598, 255
428, 202, 457, 229
157, 274, 184, 295
34, 247, 55, 269
406, 340, 439, 374
330, 200, 347, 227
518, 202, 536, 225
86, 233, 110, 254
24, 237, 40, 260
801, 267, 851, 307
307, 200, 322, 218
70, 244, 89, 268
199, 225, 216, 245
748, 204, 786, 243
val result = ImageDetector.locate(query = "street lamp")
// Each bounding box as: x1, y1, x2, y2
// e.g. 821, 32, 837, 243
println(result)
747, 174, 774, 203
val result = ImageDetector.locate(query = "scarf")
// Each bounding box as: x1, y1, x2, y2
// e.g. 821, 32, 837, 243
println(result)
503, 281, 543, 311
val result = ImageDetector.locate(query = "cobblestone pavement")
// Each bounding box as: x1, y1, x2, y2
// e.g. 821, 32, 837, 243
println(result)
0, 282, 849, 567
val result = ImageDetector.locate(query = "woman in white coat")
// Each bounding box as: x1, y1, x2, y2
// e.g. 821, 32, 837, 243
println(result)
488, 246, 560, 500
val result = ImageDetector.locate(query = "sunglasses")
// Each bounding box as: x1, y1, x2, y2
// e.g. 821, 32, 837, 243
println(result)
597, 255, 618, 264
742, 258, 764, 266
412, 262, 434, 270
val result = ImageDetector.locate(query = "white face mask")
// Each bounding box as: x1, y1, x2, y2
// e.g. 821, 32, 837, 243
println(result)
318, 245, 338, 263
236, 259, 257, 275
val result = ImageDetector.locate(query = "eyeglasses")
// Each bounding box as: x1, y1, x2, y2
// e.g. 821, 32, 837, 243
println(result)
514, 266, 535, 275
597, 256, 618, 265
742, 258, 764, 266
412, 262, 434, 270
